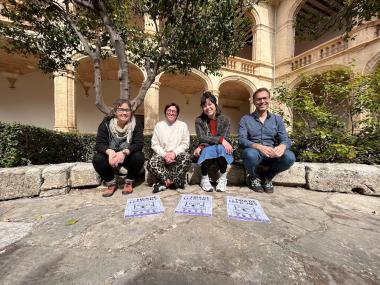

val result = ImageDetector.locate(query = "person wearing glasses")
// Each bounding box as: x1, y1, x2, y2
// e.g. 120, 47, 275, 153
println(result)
239, 87, 295, 193
193, 91, 233, 192
92, 99, 144, 197
147, 102, 191, 193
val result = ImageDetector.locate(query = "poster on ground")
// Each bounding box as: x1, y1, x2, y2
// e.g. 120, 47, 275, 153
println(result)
226, 196, 270, 223
124, 195, 165, 218
175, 195, 212, 216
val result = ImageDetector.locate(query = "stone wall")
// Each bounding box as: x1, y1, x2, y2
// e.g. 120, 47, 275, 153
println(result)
0, 162, 379, 201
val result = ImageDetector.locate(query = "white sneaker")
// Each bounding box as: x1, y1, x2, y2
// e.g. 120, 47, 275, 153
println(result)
200, 177, 213, 192
216, 176, 227, 192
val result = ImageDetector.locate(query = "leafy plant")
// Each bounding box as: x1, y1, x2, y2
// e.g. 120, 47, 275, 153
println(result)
273, 68, 380, 164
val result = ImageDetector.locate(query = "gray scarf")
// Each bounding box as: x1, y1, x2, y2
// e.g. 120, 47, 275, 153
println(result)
109, 116, 136, 151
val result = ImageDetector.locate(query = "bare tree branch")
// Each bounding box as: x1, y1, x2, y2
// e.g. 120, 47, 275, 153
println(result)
94, 40, 111, 114
71, 0, 95, 10
93, 0, 130, 100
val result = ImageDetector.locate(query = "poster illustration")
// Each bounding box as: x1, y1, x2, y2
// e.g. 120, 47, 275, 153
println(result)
124, 195, 165, 218
227, 196, 270, 223
175, 195, 212, 216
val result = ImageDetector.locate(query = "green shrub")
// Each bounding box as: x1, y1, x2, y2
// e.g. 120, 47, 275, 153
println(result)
0, 122, 244, 167
274, 68, 380, 164
0, 122, 96, 167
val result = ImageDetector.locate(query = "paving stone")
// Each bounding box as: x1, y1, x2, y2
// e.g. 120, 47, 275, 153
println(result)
0, 222, 33, 250
39, 187, 70, 197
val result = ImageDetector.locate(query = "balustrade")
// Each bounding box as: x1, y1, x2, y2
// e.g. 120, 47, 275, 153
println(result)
223, 57, 255, 75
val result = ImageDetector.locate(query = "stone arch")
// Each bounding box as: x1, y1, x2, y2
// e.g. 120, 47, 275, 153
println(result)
75, 54, 146, 80
217, 75, 256, 95
248, 7, 260, 26
157, 69, 212, 133
288, 66, 354, 131
0, 70, 54, 129
156, 68, 213, 91
217, 76, 256, 134
363, 52, 380, 74
288, 0, 306, 21
288, 64, 350, 88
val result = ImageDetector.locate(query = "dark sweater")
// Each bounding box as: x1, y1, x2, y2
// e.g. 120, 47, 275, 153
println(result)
195, 114, 231, 145
95, 117, 144, 154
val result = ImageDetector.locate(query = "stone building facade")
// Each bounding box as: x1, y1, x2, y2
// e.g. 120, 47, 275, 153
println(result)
0, 0, 379, 134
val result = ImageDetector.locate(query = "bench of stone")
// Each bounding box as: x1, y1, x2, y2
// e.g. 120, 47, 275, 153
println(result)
0, 162, 379, 200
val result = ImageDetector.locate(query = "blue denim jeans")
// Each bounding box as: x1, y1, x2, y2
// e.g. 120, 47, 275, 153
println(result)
241, 148, 296, 180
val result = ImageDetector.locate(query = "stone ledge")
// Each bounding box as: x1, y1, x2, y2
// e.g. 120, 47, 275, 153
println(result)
0, 166, 44, 200
0, 162, 379, 200
70, 163, 101, 188
306, 163, 380, 195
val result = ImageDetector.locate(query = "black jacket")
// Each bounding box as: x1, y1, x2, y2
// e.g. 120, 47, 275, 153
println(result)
95, 117, 144, 154
195, 114, 231, 145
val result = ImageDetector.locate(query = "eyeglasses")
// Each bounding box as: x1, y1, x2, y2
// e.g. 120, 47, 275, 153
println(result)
255, 97, 269, 102
166, 110, 177, 114
116, 108, 131, 113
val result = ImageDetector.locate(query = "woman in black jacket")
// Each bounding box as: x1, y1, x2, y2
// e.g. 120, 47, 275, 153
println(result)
92, 99, 144, 197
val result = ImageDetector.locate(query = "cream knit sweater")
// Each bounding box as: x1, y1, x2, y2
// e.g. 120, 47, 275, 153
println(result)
151, 119, 190, 157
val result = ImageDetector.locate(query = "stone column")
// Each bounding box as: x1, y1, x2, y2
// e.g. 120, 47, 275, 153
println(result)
253, 24, 274, 64
276, 19, 295, 64
210, 90, 220, 103
144, 82, 160, 134
249, 90, 255, 113
53, 67, 77, 132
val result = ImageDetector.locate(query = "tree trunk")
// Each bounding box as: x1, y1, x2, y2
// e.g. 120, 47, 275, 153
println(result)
131, 76, 156, 111
94, 0, 130, 100
93, 58, 111, 114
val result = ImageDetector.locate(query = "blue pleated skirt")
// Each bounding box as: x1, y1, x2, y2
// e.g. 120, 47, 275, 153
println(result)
197, 145, 234, 165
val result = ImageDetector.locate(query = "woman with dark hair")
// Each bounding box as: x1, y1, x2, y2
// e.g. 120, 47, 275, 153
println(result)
147, 102, 191, 193
92, 99, 144, 197
194, 91, 233, 192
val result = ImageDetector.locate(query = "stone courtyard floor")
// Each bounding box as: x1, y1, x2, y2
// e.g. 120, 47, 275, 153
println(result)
0, 184, 379, 285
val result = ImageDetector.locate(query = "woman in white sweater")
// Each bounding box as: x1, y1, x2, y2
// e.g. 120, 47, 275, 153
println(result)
147, 103, 191, 193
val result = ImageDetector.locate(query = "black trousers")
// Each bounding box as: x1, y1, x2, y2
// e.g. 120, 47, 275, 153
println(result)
200, 157, 228, 176
92, 151, 145, 183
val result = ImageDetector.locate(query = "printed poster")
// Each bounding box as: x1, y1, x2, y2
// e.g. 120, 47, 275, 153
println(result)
227, 196, 270, 223
124, 195, 165, 218
175, 195, 212, 217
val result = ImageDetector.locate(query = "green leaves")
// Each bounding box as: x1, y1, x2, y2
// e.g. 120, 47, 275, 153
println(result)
273, 68, 380, 164
65, 218, 79, 226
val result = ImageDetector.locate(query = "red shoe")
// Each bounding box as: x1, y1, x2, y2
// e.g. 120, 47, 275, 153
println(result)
102, 184, 117, 197
122, 181, 133, 195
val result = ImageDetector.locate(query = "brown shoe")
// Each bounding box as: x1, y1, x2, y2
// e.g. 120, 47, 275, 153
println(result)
102, 184, 117, 197
122, 180, 133, 195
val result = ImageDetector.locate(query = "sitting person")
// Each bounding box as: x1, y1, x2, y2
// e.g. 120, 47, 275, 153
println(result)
194, 91, 233, 192
92, 99, 144, 197
239, 87, 295, 193
147, 102, 191, 193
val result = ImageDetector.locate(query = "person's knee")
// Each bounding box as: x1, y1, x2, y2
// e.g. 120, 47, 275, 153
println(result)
282, 150, 296, 167
131, 151, 145, 162
92, 152, 108, 167
242, 148, 261, 164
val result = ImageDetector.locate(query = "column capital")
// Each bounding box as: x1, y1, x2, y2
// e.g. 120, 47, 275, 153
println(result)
208, 90, 220, 97
149, 82, 161, 90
